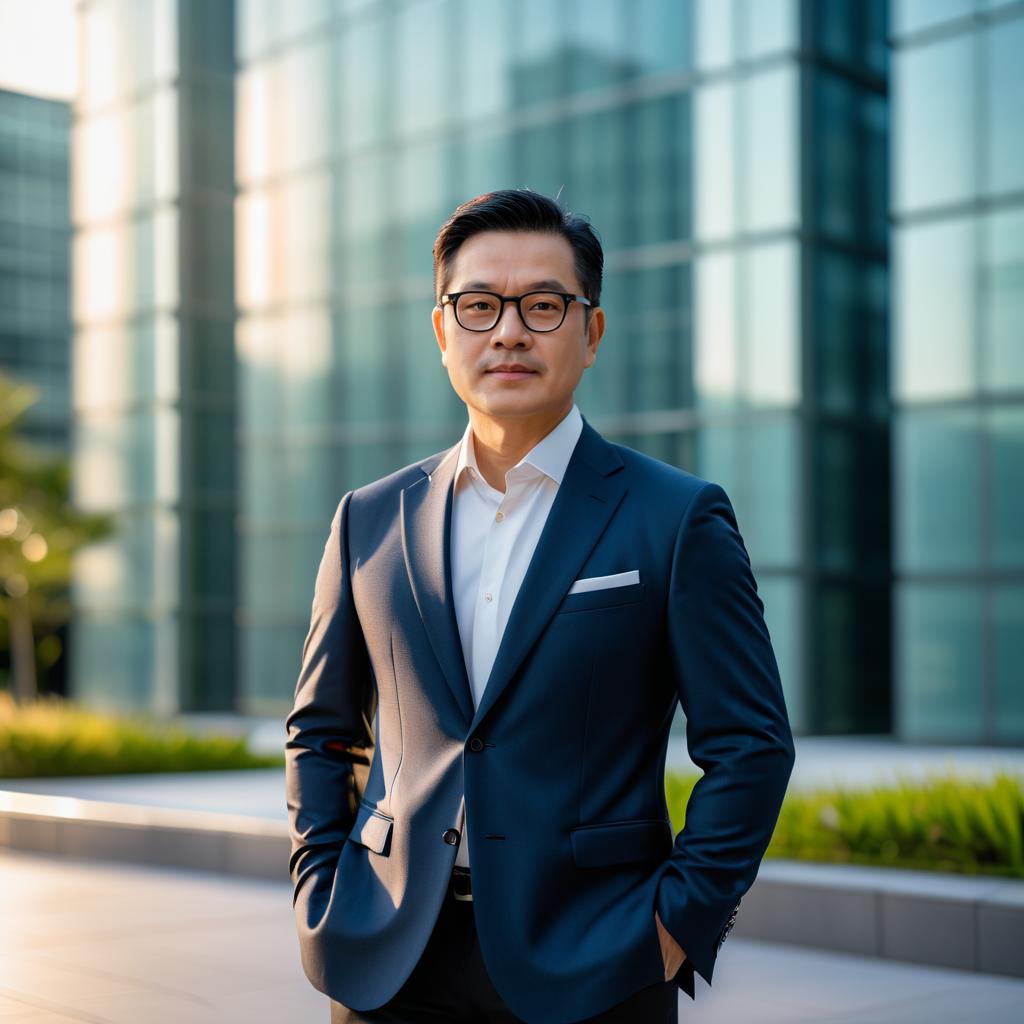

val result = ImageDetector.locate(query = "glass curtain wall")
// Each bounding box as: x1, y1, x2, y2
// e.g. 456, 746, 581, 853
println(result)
891, 0, 1024, 742
0, 90, 72, 450
70, 0, 236, 714
237, 0, 895, 732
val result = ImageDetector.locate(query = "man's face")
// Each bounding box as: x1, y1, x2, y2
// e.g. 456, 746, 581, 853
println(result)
431, 230, 605, 423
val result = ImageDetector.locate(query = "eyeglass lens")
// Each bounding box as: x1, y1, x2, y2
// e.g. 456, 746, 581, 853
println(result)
455, 292, 567, 331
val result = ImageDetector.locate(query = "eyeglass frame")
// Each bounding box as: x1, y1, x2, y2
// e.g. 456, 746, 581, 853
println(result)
437, 290, 596, 333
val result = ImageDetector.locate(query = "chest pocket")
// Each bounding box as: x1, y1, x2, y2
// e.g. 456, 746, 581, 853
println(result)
554, 581, 645, 615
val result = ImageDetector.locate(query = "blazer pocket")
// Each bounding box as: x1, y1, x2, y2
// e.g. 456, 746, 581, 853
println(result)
555, 581, 645, 614
570, 817, 674, 868
346, 799, 394, 856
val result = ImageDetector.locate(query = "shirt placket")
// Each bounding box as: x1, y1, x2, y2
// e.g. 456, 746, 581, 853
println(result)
470, 474, 519, 699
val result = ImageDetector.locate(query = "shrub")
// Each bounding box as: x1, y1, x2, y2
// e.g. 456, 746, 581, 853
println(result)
0, 692, 283, 777
665, 769, 1024, 879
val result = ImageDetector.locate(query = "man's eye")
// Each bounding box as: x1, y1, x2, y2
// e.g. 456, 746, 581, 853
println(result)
469, 301, 495, 310
529, 301, 555, 310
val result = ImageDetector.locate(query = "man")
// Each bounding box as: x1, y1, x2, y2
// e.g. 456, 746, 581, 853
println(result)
286, 189, 795, 1024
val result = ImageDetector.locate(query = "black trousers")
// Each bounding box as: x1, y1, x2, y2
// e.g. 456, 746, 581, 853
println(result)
329, 872, 678, 1024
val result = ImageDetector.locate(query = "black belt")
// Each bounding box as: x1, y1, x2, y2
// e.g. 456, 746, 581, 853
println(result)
451, 866, 473, 902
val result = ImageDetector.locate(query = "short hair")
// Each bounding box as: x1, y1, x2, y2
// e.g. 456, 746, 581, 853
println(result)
432, 189, 604, 317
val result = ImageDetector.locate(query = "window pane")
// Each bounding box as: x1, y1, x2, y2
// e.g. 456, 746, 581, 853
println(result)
983, 209, 1024, 393
695, 418, 800, 568
340, 305, 392, 426
744, 241, 799, 407
695, 82, 736, 240
280, 309, 335, 431
624, 94, 692, 246
340, 14, 388, 154
894, 217, 976, 400
695, 251, 738, 410
237, 0, 332, 62
738, 0, 796, 60
567, 0, 626, 95
744, 416, 800, 566
512, 0, 567, 105
78, 0, 178, 113
898, 584, 985, 741
895, 34, 975, 213
742, 66, 798, 232
398, 297, 462, 428
756, 576, 804, 733
993, 586, 1024, 742
73, 89, 178, 225
396, 0, 446, 138
455, 0, 511, 119
339, 153, 392, 289
990, 407, 1024, 568
397, 141, 451, 279
629, 0, 693, 77
895, 408, 982, 572
695, 0, 735, 70
237, 173, 332, 309
985, 16, 1024, 195
236, 38, 332, 183
630, 264, 692, 413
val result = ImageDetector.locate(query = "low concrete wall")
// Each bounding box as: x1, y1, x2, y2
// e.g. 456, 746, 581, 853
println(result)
2, 788, 1021, 980
0, 789, 288, 882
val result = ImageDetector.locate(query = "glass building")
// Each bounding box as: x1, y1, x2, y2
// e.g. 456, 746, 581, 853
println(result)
70, 0, 236, 714
890, 0, 1024, 743
234, 0, 891, 737
0, 88, 72, 449
68, 0, 1021, 744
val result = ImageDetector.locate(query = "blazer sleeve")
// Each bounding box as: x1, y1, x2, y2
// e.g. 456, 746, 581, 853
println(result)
654, 481, 796, 996
285, 489, 374, 903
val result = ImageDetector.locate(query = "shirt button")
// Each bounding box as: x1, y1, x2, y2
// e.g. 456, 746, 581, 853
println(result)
495, 511, 504, 521
484, 593, 493, 602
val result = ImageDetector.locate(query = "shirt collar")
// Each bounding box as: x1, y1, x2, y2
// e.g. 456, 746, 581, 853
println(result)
454, 402, 584, 490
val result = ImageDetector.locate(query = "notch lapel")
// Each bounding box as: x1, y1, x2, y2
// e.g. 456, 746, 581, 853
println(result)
401, 416, 628, 735
400, 442, 476, 725
469, 417, 627, 732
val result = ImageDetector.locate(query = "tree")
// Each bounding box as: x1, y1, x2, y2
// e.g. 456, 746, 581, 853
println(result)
0, 371, 115, 703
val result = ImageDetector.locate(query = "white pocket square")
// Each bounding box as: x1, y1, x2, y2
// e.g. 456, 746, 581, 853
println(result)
567, 569, 640, 595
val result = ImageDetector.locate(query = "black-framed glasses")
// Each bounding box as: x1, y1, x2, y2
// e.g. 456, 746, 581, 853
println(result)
438, 290, 595, 332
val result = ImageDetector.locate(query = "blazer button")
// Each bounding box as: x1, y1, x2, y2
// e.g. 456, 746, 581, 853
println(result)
468, 737, 484, 752
442, 829, 460, 845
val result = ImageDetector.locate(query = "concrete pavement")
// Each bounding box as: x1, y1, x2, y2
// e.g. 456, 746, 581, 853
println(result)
2, 850, 1023, 1024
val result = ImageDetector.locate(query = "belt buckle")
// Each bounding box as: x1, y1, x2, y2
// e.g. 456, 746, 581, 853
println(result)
452, 868, 473, 902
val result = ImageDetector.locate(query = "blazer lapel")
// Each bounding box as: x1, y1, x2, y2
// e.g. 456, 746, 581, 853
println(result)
470, 416, 627, 732
401, 441, 477, 725
401, 415, 628, 735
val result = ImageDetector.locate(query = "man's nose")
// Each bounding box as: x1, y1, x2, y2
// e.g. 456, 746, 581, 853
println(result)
491, 300, 531, 343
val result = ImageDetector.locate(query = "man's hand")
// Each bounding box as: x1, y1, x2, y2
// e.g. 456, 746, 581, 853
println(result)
655, 908, 686, 982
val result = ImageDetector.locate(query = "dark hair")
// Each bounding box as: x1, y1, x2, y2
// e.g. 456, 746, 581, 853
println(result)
432, 189, 604, 316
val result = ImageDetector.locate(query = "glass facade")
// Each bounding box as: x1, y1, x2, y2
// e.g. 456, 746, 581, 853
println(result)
891, 0, 1024, 742
231, 0, 892, 736
0, 89, 71, 448
67, 0, 1018, 744
70, 0, 236, 714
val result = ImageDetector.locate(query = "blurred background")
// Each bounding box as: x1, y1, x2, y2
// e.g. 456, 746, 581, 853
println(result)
0, 0, 1021, 747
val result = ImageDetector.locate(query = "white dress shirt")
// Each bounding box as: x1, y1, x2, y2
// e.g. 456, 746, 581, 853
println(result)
449, 401, 584, 869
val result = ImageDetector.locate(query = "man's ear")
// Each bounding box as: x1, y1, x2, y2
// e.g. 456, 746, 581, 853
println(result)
432, 304, 447, 362
583, 307, 605, 368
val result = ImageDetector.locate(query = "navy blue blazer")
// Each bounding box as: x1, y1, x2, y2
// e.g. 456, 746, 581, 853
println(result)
285, 413, 795, 1023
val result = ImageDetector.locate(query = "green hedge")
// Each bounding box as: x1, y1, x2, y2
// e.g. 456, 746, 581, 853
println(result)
0, 693, 283, 777
665, 769, 1024, 880
3, 695, 1021, 880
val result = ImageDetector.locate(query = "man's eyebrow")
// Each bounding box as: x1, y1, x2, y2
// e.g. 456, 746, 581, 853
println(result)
456, 279, 572, 292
